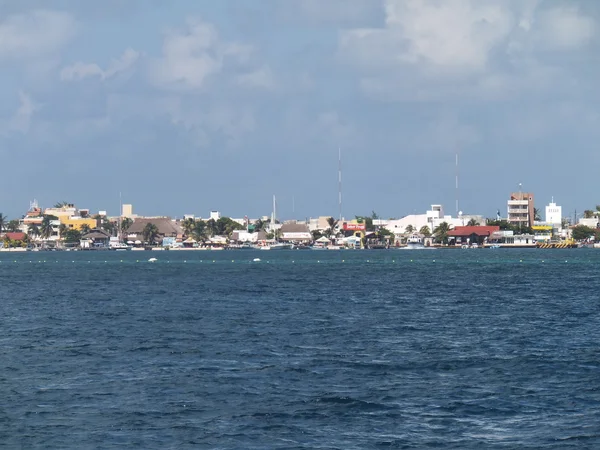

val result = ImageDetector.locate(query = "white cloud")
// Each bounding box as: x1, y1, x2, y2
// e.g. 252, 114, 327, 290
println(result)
235, 65, 276, 90
280, 0, 379, 25
1, 91, 41, 134
149, 18, 254, 90
534, 6, 595, 50
340, 0, 598, 99
60, 48, 140, 81
0, 10, 76, 60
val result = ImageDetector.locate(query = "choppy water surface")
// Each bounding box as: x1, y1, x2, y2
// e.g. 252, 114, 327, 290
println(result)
1, 249, 600, 448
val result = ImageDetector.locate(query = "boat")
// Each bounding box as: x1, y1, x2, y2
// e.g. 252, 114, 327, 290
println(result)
261, 195, 293, 250
404, 234, 426, 249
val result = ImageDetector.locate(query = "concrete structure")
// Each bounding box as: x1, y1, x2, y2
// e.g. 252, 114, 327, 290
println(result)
122, 204, 134, 218
545, 199, 562, 226
210, 211, 221, 221
60, 216, 97, 231
507, 192, 534, 228
384, 205, 484, 236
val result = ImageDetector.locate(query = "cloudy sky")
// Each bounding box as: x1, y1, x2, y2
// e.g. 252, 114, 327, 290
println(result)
1, 0, 598, 221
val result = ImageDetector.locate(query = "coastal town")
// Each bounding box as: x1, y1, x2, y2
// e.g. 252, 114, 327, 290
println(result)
1, 190, 599, 251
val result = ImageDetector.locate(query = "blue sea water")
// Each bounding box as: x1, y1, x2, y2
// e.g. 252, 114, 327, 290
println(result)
1, 249, 600, 449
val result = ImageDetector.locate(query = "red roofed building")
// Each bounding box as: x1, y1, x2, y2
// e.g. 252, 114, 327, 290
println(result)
447, 226, 500, 246
4, 232, 26, 241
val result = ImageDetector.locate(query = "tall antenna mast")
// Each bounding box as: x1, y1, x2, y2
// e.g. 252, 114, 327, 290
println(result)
338, 147, 342, 221
455, 151, 459, 217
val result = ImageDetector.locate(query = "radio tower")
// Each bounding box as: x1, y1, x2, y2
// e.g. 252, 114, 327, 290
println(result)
338, 147, 342, 221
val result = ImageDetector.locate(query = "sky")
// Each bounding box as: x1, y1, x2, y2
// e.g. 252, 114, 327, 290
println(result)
1, 0, 599, 221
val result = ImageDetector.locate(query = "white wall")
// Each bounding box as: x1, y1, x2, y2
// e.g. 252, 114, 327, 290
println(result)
545, 203, 562, 225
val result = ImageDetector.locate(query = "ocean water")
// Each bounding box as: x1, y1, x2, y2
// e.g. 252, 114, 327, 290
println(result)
1, 249, 600, 449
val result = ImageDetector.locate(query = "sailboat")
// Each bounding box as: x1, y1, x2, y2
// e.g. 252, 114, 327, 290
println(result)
261, 195, 292, 250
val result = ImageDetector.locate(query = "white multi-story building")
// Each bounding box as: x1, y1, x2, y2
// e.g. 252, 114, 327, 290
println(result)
385, 204, 484, 236
545, 199, 562, 226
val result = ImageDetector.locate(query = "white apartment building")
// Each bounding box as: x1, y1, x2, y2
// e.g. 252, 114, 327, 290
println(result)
545, 199, 562, 226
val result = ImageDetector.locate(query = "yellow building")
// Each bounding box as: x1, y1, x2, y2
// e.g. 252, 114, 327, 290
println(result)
59, 216, 98, 230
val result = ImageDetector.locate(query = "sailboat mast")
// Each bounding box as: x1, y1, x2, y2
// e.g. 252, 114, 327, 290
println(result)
118, 191, 122, 241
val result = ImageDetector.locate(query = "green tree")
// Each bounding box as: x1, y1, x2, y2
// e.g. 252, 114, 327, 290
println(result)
120, 217, 133, 236
433, 222, 451, 244
311, 230, 323, 241
419, 225, 432, 237
572, 225, 595, 241
216, 217, 244, 236
0, 213, 5, 234
583, 210, 595, 219
192, 220, 207, 242
253, 218, 266, 232
142, 223, 159, 244
99, 218, 115, 235
206, 219, 218, 237
405, 224, 414, 234
6, 220, 20, 232
40, 216, 55, 239
63, 229, 82, 242
80, 224, 92, 235
53, 201, 70, 208
371, 210, 379, 220
59, 223, 68, 239
326, 217, 338, 238
181, 218, 195, 236
466, 218, 480, 226
28, 223, 40, 240
533, 208, 541, 221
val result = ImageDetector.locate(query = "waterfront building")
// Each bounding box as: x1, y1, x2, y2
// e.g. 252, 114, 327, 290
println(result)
545, 199, 562, 226
507, 191, 534, 228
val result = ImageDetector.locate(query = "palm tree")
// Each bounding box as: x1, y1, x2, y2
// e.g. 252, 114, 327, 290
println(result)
54, 201, 70, 208
7, 220, 20, 232
100, 218, 115, 235
253, 218, 266, 232
466, 218, 480, 226
433, 222, 451, 244
59, 223, 68, 239
419, 225, 431, 237
120, 217, 133, 233
326, 217, 338, 238
583, 210, 595, 219
405, 224, 414, 234
40, 216, 54, 239
182, 218, 195, 236
142, 223, 159, 244
0, 213, 6, 234
192, 220, 207, 243
206, 218, 218, 237
80, 224, 92, 235
28, 223, 40, 241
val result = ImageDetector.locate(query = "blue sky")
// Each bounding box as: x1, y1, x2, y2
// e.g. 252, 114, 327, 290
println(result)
1, 0, 599, 221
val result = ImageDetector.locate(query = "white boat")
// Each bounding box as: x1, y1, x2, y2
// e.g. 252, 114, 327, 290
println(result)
261, 242, 293, 250
404, 234, 426, 249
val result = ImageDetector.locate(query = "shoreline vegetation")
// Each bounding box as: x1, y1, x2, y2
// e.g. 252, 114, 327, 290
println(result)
0, 204, 592, 252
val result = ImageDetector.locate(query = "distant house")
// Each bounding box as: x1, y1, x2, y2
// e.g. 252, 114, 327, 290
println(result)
81, 229, 111, 248
1, 232, 27, 248
4, 232, 26, 241
447, 226, 500, 246
280, 223, 311, 242
126, 218, 184, 241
